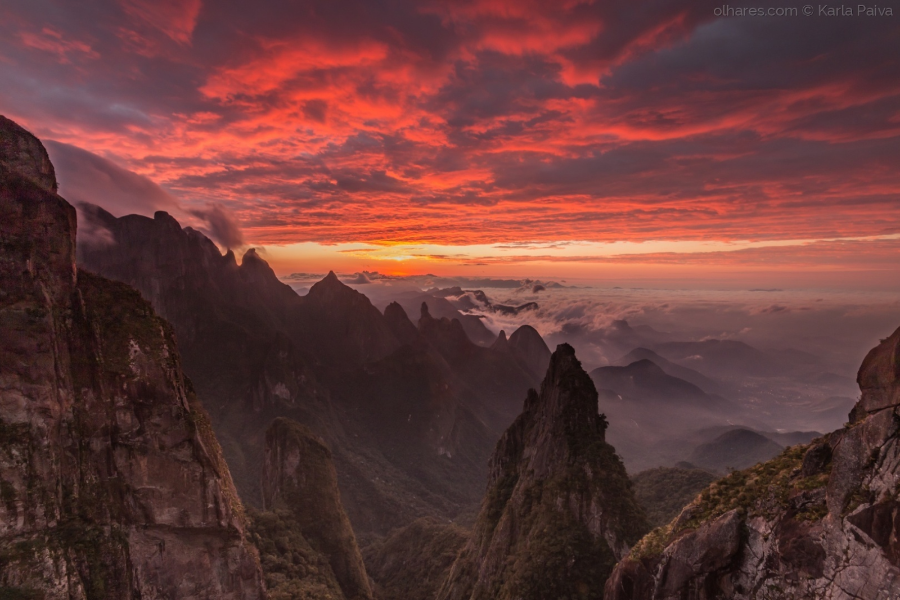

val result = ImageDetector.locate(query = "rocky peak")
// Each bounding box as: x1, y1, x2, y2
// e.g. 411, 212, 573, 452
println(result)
384, 300, 419, 345
0, 115, 56, 192
437, 344, 648, 600
262, 418, 373, 600
490, 329, 510, 351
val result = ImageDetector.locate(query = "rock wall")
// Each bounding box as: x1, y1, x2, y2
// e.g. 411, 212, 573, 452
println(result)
0, 117, 265, 598
605, 326, 900, 600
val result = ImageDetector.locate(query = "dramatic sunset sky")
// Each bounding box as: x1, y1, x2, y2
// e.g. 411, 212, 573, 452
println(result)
2, 0, 898, 287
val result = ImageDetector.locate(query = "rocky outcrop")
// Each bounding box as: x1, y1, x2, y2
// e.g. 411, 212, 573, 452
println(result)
261, 418, 372, 600
0, 115, 56, 192
0, 120, 264, 598
437, 344, 649, 600
605, 326, 900, 600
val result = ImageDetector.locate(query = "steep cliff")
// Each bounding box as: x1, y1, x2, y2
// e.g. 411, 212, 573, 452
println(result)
437, 344, 649, 600
260, 418, 372, 600
0, 119, 264, 598
606, 326, 900, 600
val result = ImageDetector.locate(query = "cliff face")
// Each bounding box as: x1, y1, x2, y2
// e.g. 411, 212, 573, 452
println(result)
606, 326, 900, 600
261, 418, 372, 600
0, 119, 264, 598
437, 344, 649, 600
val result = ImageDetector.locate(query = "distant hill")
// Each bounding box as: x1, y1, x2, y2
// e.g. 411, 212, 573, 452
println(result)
590, 359, 726, 409
688, 428, 784, 473
615, 347, 728, 396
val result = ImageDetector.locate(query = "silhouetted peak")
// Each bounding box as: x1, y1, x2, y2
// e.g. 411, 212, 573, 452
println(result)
384, 301, 419, 345
611, 319, 632, 331
490, 330, 509, 350
384, 301, 409, 321
307, 270, 359, 301
153, 210, 182, 231
420, 301, 432, 320
223, 248, 237, 266
241, 247, 264, 264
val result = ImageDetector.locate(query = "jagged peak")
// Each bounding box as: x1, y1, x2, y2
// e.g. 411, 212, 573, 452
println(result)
223, 248, 237, 266
490, 330, 510, 351
153, 210, 182, 230
384, 301, 409, 320
307, 269, 360, 299
533, 343, 602, 432
420, 301, 432, 320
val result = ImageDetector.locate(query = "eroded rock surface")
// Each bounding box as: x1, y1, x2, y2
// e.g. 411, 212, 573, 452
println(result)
606, 326, 900, 600
0, 118, 264, 598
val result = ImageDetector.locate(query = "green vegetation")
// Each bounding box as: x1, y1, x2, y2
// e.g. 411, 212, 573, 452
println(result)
0, 587, 42, 600
363, 517, 469, 600
249, 508, 345, 600
630, 442, 832, 561
632, 467, 718, 527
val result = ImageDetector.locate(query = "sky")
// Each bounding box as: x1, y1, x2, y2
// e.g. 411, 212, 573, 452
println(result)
1, 0, 898, 287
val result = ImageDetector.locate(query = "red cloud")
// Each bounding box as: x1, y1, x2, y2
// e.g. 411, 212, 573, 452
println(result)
0, 0, 896, 263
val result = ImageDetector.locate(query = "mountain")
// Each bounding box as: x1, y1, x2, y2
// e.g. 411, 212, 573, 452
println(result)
386, 290, 496, 346
606, 325, 900, 600
614, 347, 727, 396
591, 360, 726, 409
78, 206, 504, 535
436, 344, 649, 600
0, 117, 264, 597
651, 339, 785, 379
587, 360, 735, 473
418, 303, 541, 424
508, 325, 552, 376
687, 428, 784, 473
259, 417, 373, 600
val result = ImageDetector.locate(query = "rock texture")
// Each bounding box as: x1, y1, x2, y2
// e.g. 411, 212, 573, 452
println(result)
261, 418, 372, 600
437, 344, 649, 600
0, 116, 56, 193
0, 119, 264, 598
606, 325, 900, 600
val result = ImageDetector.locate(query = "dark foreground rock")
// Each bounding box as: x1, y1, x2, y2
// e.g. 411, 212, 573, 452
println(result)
0, 118, 265, 598
606, 326, 900, 600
